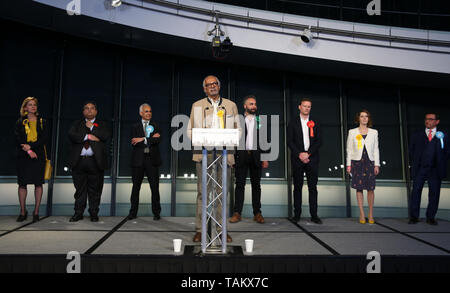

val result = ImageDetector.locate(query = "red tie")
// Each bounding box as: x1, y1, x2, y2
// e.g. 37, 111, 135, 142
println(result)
428, 129, 433, 142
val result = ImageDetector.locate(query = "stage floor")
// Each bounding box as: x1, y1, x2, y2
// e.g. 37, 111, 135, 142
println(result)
0, 216, 449, 256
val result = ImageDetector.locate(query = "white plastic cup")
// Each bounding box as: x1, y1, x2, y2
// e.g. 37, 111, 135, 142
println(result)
245, 239, 254, 253
173, 239, 182, 253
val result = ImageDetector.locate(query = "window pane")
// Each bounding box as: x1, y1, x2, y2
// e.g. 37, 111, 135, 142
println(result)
119, 51, 172, 176
345, 82, 403, 180
289, 75, 342, 178
0, 24, 56, 176
404, 87, 450, 179
57, 41, 117, 177
235, 66, 285, 178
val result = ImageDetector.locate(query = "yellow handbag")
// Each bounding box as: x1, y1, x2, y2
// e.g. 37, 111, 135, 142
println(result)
40, 119, 52, 180
44, 145, 52, 180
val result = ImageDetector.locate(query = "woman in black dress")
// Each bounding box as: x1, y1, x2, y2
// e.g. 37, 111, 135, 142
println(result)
346, 110, 380, 224
15, 97, 48, 222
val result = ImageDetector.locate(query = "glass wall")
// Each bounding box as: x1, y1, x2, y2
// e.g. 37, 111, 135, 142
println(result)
1, 21, 450, 218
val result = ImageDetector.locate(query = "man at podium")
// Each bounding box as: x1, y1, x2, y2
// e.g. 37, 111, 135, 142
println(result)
187, 75, 241, 243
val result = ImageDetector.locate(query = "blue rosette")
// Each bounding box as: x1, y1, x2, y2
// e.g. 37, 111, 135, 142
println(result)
436, 131, 444, 149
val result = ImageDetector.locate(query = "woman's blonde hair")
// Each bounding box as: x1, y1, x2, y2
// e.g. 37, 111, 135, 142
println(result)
20, 97, 39, 117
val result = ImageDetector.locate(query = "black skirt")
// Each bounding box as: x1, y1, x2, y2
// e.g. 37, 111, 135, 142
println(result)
17, 153, 45, 186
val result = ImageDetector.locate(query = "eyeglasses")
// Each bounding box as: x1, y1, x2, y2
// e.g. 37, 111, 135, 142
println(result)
204, 81, 219, 88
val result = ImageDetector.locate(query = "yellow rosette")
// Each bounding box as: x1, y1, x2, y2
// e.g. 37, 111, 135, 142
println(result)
356, 134, 363, 149
217, 109, 225, 129
22, 119, 30, 135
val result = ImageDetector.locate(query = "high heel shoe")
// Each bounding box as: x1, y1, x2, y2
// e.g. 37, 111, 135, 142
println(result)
33, 214, 40, 223
16, 210, 28, 222
359, 218, 366, 224
368, 219, 375, 224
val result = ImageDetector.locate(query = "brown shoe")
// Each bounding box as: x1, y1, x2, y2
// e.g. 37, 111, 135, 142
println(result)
229, 212, 241, 223
226, 233, 232, 243
193, 232, 201, 242
253, 213, 265, 224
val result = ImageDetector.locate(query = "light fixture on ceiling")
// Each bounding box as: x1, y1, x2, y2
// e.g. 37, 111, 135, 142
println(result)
301, 26, 313, 43
111, 0, 122, 8
207, 11, 233, 59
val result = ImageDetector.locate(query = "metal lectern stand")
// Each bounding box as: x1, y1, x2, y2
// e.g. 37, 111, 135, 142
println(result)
192, 128, 239, 255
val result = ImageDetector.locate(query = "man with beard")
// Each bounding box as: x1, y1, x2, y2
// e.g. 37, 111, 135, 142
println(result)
229, 95, 269, 224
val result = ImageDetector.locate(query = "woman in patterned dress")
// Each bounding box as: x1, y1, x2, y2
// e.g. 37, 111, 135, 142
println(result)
346, 110, 380, 224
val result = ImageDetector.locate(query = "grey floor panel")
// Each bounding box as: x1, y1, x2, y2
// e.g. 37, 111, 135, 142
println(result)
313, 233, 449, 255
0, 231, 107, 254
231, 232, 332, 255
92, 231, 194, 255
299, 218, 392, 233
408, 233, 450, 251
0, 216, 31, 230
20, 216, 124, 231
119, 217, 195, 231
228, 218, 299, 232
376, 218, 450, 233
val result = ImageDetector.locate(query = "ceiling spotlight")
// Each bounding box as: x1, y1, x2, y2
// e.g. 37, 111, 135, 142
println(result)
207, 11, 233, 59
111, 0, 122, 7
301, 26, 313, 43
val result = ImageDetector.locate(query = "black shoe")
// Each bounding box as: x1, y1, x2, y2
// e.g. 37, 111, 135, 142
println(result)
90, 215, 99, 222
311, 217, 323, 224
32, 215, 40, 223
426, 218, 438, 225
69, 214, 83, 222
16, 210, 28, 222
408, 217, 419, 224
153, 215, 161, 221
291, 216, 300, 223
127, 214, 137, 220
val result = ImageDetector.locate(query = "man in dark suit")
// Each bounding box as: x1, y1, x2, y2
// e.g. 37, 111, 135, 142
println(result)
68, 101, 110, 222
127, 103, 162, 220
229, 95, 269, 224
287, 98, 322, 224
409, 112, 450, 225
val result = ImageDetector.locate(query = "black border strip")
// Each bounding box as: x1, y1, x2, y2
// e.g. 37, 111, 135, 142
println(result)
0, 216, 49, 238
375, 222, 450, 254
288, 218, 340, 255
83, 217, 129, 255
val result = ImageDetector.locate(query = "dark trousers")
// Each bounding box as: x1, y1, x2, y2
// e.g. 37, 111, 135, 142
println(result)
129, 154, 161, 217
410, 167, 441, 219
234, 151, 262, 215
72, 156, 104, 216
292, 162, 318, 218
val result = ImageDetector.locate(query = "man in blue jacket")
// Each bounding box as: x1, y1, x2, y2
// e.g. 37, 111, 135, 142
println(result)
409, 112, 450, 225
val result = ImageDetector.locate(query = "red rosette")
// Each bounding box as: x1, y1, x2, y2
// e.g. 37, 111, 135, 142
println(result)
93, 123, 99, 127
306, 120, 315, 137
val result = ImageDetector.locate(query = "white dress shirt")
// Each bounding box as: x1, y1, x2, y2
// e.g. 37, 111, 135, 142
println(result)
81, 118, 96, 156
245, 114, 256, 150
300, 115, 310, 151
425, 127, 437, 140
